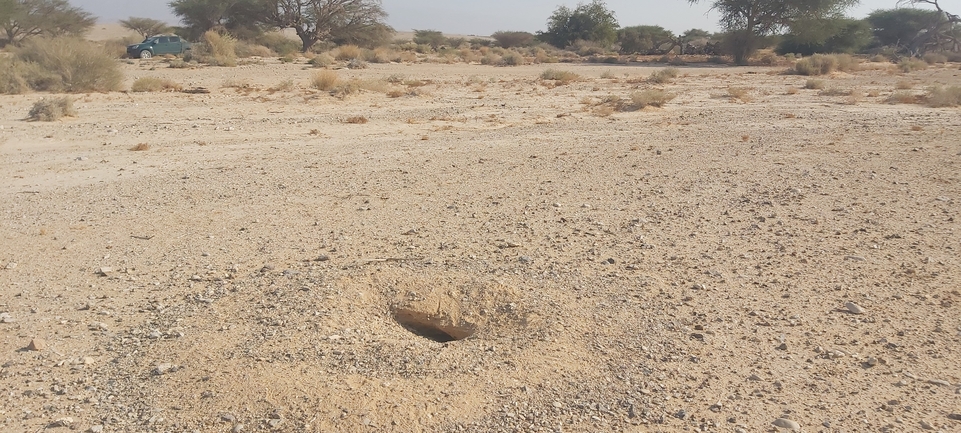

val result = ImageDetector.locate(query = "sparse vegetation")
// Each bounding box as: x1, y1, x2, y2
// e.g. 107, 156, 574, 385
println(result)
345, 116, 369, 124
629, 89, 675, 108
727, 87, 751, 102
540, 69, 581, 85
309, 53, 335, 68
196, 31, 238, 67
886, 90, 918, 104
792, 54, 858, 76
269, 79, 296, 93
805, 79, 826, 90
311, 70, 339, 91
131, 77, 182, 92
130, 142, 151, 151
819, 87, 853, 96
922, 52, 948, 65
896, 80, 914, 90
28, 96, 76, 121
648, 68, 679, 84
925, 86, 961, 107
119, 17, 170, 39
898, 58, 928, 73
335, 45, 363, 61
0, 37, 123, 94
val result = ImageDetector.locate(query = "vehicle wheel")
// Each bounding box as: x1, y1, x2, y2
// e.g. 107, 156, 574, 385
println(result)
139, 50, 152, 59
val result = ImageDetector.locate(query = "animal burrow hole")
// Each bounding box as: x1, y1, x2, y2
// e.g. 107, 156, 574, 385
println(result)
393, 308, 477, 342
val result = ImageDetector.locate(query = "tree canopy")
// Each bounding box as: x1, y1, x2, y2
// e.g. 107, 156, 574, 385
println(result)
264, 0, 389, 52
0, 0, 94, 46
688, 0, 859, 63
120, 17, 172, 39
538, 0, 618, 48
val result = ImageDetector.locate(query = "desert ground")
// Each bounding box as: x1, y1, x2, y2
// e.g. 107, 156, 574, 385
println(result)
1, 55, 960, 433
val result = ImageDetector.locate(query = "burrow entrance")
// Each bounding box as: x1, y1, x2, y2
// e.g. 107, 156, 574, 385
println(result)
393, 308, 477, 342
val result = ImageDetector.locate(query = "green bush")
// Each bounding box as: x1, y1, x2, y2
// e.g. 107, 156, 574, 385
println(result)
9, 37, 123, 93
28, 96, 76, 121
491, 31, 535, 48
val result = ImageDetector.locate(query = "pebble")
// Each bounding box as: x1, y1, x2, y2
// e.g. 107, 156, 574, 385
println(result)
844, 301, 865, 314
920, 420, 934, 430
220, 413, 236, 422
190, 275, 202, 281
518, 256, 531, 264
0, 312, 13, 323
947, 414, 961, 421
844, 255, 866, 262
4, 262, 16, 270
89, 425, 104, 433
232, 424, 245, 433
97, 267, 113, 276
865, 357, 878, 367
148, 330, 162, 339
53, 417, 73, 427
26, 338, 46, 351
927, 379, 951, 386
772, 417, 800, 430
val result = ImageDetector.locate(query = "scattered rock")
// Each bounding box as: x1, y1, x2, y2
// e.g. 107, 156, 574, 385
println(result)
776, 343, 788, 351
4, 262, 17, 270
518, 256, 531, 264
96, 267, 113, 276
26, 338, 46, 351
844, 301, 865, 315
844, 255, 866, 262
314, 255, 330, 262
220, 413, 236, 422
920, 420, 935, 430
232, 424, 245, 433
0, 312, 13, 323
52, 417, 73, 427
773, 417, 800, 430
89, 425, 104, 433
154, 363, 178, 375
865, 357, 878, 367
947, 414, 961, 421
927, 379, 951, 386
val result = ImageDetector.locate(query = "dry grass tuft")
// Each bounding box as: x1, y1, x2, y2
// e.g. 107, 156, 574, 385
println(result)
727, 87, 752, 102
268, 79, 296, 93
819, 87, 852, 97
198, 31, 237, 67
311, 70, 339, 91
793, 54, 858, 76
629, 89, 676, 109
898, 58, 928, 73
130, 142, 151, 151
309, 53, 334, 68
131, 77, 182, 92
345, 116, 368, 124
924, 85, 961, 107
785, 87, 799, 95
648, 68, 679, 84
28, 96, 76, 121
886, 90, 919, 104
540, 69, 581, 85
334, 45, 362, 61
895, 80, 913, 90
804, 79, 825, 90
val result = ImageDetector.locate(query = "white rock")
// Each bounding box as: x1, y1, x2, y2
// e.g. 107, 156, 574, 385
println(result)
97, 267, 113, 276
772, 417, 800, 430
0, 312, 13, 323
844, 301, 865, 314
4, 262, 16, 270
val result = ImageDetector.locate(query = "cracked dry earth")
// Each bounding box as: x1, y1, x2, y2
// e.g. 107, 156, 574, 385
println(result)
1, 59, 960, 433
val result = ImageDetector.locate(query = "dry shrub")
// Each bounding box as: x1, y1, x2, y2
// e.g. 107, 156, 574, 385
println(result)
268, 79, 295, 93
895, 80, 913, 90
629, 89, 675, 109
886, 90, 919, 104
648, 68, 679, 84
221, 79, 251, 89
345, 116, 368, 124
600, 70, 615, 79
727, 86, 751, 102
8, 38, 123, 93
335, 45, 362, 60
168, 59, 189, 69
347, 58, 368, 69
311, 70, 339, 90
540, 69, 581, 85
28, 96, 76, 121
818, 87, 852, 96
533, 47, 556, 63
256, 33, 301, 56
130, 142, 150, 151
500, 50, 526, 66
131, 77, 182, 92
793, 54, 858, 76
354, 79, 388, 93
867, 89, 880, 97
369, 47, 395, 63
331, 81, 359, 99
924, 85, 961, 107
480, 52, 502, 65
922, 52, 947, 65
235, 42, 274, 58
785, 87, 799, 95
804, 79, 825, 90
309, 53, 334, 68
198, 31, 237, 67
387, 89, 405, 98
870, 54, 888, 63
898, 58, 927, 73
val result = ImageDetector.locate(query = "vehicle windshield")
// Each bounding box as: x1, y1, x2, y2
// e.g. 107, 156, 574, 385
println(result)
142, 37, 158, 43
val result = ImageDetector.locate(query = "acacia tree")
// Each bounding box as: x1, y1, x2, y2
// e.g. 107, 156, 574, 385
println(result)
264, 0, 389, 52
0, 0, 94, 46
687, 0, 858, 63
538, 0, 618, 48
896, 0, 960, 53
120, 17, 171, 39
168, 0, 267, 40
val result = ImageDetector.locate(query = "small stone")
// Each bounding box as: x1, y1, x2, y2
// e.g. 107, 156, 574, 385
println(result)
4, 262, 17, 270
0, 312, 14, 323
232, 424, 244, 433
148, 330, 162, 339
53, 417, 73, 427
267, 418, 282, 428
96, 267, 113, 276
89, 425, 104, 433
947, 414, 961, 421
920, 420, 934, 430
154, 363, 178, 375
674, 409, 687, 420
927, 379, 951, 386
865, 357, 878, 367
776, 343, 788, 351
26, 338, 46, 351
773, 417, 801, 430
518, 256, 531, 264
844, 301, 865, 314
190, 275, 202, 281
552, 401, 562, 408
314, 255, 330, 262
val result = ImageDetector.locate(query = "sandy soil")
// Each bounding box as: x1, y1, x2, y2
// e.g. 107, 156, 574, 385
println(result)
1, 57, 960, 433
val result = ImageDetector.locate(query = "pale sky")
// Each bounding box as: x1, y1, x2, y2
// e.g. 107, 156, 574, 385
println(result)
78, 0, 926, 36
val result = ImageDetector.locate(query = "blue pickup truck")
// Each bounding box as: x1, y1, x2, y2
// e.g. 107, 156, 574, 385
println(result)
127, 35, 191, 59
